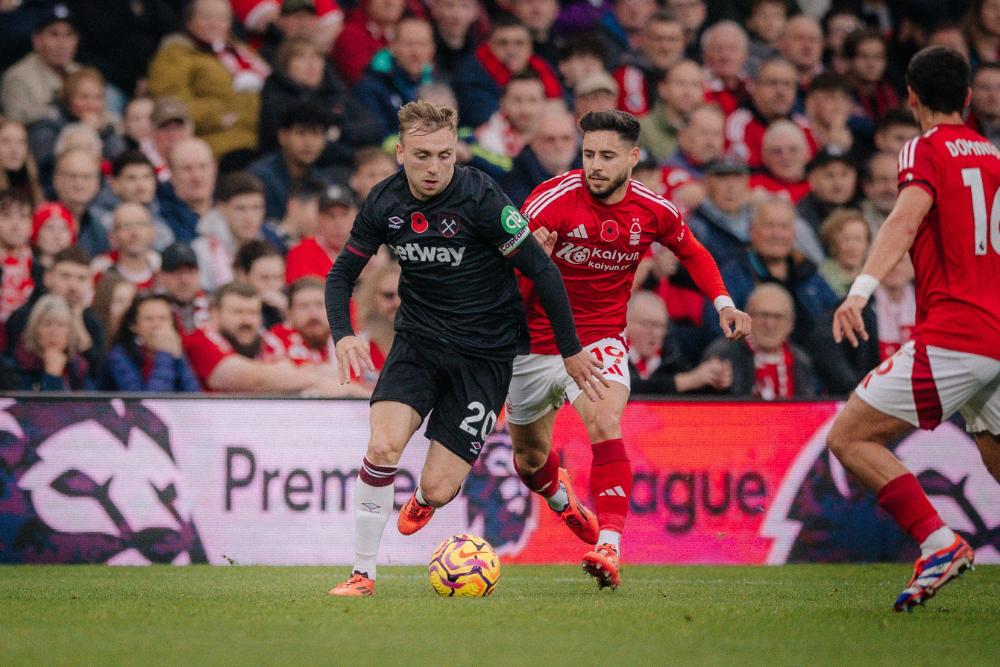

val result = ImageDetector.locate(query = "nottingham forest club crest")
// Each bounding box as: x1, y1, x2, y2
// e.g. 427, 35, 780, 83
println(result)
501, 206, 527, 235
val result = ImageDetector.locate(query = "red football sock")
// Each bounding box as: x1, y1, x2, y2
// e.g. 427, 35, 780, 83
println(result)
514, 449, 561, 498
877, 473, 945, 544
590, 438, 631, 533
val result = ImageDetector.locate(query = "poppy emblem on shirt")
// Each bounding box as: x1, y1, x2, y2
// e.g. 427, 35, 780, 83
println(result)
600, 219, 619, 243
411, 211, 429, 234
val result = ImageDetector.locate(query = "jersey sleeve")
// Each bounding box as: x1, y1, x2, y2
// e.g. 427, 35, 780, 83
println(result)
521, 178, 567, 234
343, 196, 386, 258
476, 175, 532, 257
653, 198, 730, 303
181, 329, 232, 388
898, 136, 941, 202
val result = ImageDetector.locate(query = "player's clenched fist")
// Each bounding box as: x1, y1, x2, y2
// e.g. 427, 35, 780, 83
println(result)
563, 349, 610, 402
334, 335, 375, 384
719, 306, 752, 341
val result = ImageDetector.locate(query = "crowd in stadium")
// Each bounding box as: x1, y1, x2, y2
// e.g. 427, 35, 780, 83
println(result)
0, 0, 993, 396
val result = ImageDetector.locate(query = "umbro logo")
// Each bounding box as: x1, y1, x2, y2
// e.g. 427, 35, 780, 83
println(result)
598, 486, 627, 497
566, 224, 588, 239
361, 502, 381, 512
388, 216, 405, 229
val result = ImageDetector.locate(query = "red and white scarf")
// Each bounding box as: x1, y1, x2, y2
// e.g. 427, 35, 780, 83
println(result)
749, 339, 795, 400
874, 285, 916, 360
628, 347, 662, 380
1, 246, 34, 322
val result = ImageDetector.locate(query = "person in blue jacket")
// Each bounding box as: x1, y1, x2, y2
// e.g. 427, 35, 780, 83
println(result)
102, 292, 200, 392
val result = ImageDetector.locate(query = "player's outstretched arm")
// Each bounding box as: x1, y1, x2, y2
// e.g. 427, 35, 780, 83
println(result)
326, 247, 376, 384
833, 186, 932, 347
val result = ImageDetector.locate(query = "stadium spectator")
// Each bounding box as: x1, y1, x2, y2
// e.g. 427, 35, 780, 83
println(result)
817, 208, 870, 298
159, 243, 210, 334
27, 67, 126, 178
638, 60, 703, 163
181, 280, 342, 393
745, 0, 787, 75
666, 0, 706, 54
777, 14, 824, 95
90, 273, 136, 347
248, 102, 333, 220
233, 0, 344, 66
258, 38, 376, 159
625, 290, 732, 394
348, 147, 397, 202
0, 4, 81, 125
14, 294, 92, 390
510, 0, 560, 67
660, 103, 726, 212
501, 103, 579, 206
91, 203, 161, 290
286, 183, 355, 283
749, 120, 811, 204
704, 283, 816, 399
6, 247, 103, 378
572, 73, 619, 122
92, 150, 174, 251
964, 0, 1000, 68
157, 138, 216, 244
475, 72, 546, 160
803, 72, 854, 155
821, 8, 863, 76
147, 0, 269, 158
796, 148, 859, 236
0, 117, 44, 204
122, 96, 154, 154
233, 240, 287, 329
354, 261, 400, 382
726, 57, 815, 169
354, 17, 439, 140
52, 148, 106, 257
275, 178, 323, 248
967, 63, 1000, 148
859, 151, 897, 234
600, 0, 659, 66
147, 98, 195, 184
557, 36, 608, 100
843, 29, 899, 128
871, 254, 916, 360
101, 293, 201, 392
686, 156, 753, 267
428, 0, 481, 81
332, 0, 406, 86
701, 20, 751, 116
719, 197, 838, 346
192, 172, 275, 293
614, 10, 686, 116
872, 106, 919, 156
454, 17, 563, 128
0, 189, 39, 323
808, 298, 878, 395
265, 275, 332, 364
31, 202, 76, 269
927, 23, 971, 61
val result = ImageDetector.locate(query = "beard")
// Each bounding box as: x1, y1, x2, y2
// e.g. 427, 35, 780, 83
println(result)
585, 170, 630, 200
221, 328, 262, 359
299, 320, 330, 350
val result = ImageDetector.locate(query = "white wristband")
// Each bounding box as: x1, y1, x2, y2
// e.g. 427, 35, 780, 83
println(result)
848, 273, 880, 300
714, 295, 736, 312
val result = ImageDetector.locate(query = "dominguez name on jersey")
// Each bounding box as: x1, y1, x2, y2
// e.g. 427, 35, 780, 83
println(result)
390, 242, 466, 267
554, 243, 640, 271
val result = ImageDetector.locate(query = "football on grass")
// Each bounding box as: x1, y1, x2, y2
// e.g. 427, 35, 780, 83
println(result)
428, 534, 500, 597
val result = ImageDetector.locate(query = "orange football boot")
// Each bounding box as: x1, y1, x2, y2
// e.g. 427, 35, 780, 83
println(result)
556, 468, 599, 544
582, 543, 621, 590
328, 571, 375, 597
397, 493, 435, 535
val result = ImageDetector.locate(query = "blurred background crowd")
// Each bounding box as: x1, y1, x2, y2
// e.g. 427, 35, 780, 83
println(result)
0, 0, 992, 397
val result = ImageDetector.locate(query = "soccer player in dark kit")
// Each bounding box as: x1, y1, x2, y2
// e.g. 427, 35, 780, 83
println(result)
325, 101, 606, 596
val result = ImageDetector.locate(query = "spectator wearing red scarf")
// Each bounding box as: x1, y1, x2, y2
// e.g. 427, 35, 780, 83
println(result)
0, 189, 40, 323
453, 17, 563, 128
704, 283, 816, 399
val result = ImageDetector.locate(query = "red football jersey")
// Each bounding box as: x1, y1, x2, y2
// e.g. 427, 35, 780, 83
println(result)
898, 124, 1000, 360
264, 323, 335, 366
520, 170, 729, 354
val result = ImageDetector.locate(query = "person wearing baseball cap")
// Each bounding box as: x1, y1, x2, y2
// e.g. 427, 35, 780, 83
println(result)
31, 202, 76, 268
686, 155, 754, 267
159, 242, 210, 335
797, 147, 860, 236
0, 3, 80, 125
285, 183, 357, 284
573, 72, 619, 120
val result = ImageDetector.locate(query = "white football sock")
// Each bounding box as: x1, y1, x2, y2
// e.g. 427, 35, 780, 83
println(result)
415, 486, 429, 506
353, 476, 394, 580
920, 526, 957, 557
598, 529, 621, 551
546, 483, 570, 512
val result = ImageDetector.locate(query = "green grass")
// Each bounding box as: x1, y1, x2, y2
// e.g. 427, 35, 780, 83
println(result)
1, 565, 997, 666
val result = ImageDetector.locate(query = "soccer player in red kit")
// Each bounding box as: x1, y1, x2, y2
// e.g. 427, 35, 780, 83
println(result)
829, 46, 1000, 612
507, 110, 752, 589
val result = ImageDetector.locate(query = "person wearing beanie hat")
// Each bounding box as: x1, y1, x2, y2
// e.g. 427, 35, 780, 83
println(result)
31, 202, 76, 268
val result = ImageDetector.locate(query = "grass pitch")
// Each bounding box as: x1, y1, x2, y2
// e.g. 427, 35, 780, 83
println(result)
1, 564, 997, 666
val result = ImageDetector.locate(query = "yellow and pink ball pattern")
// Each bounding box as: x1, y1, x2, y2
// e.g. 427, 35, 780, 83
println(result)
427, 534, 501, 597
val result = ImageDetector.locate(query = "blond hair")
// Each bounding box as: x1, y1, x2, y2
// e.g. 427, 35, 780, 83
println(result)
819, 208, 870, 255
397, 100, 458, 138
24, 294, 79, 357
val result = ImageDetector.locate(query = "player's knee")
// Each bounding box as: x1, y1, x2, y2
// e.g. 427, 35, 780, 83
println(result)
365, 436, 405, 466
512, 443, 546, 473
585, 410, 621, 443
418, 477, 461, 508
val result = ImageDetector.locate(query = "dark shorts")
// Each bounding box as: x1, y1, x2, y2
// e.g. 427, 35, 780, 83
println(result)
371, 335, 513, 464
